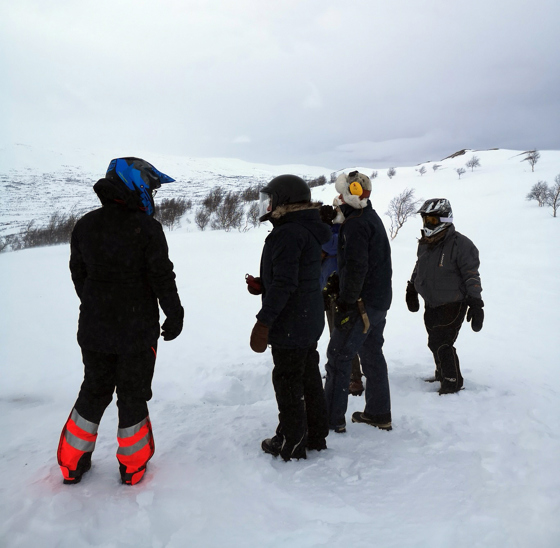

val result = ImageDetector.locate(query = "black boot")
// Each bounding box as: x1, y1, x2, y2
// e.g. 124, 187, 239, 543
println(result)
438, 377, 463, 395
63, 452, 92, 485
261, 434, 307, 461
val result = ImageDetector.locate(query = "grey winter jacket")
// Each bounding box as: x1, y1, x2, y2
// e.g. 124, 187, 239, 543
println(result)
411, 225, 482, 307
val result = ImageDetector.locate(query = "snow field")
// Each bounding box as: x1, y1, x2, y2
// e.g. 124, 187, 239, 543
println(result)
1, 149, 559, 547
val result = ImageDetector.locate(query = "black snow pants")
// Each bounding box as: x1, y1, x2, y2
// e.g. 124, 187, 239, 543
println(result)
424, 302, 467, 390
271, 343, 329, 454
74, 345, 157, 428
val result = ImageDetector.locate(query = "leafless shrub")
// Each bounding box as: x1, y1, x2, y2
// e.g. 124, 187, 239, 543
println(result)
456, 167, 466, 179
155, 197, 191, 230
246, 202, 260, 228
432, 164, 442, 172
211, 192, 244, 231
465, 155, 481, 172
241, 185, 261, 202
387, 167, 396, 179
371, 171, 378, 179
330, 172, 337, 184
417, 166, 427, 176
9, 211, 79, 250
385, 188, 422, 240
526, 181, 550, 207
522, 150, 540, 172
202, 187, 225, 213
308, 175, 327, 188
195, 208, 211, 231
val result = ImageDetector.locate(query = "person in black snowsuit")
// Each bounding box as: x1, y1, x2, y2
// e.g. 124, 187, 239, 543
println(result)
57, 157, 184, 485
247, 174, 331, 461
324, 171, 393, 433
406, 198, 483, 395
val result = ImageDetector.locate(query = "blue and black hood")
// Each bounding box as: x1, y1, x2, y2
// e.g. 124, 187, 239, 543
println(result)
96, 157, 175, 216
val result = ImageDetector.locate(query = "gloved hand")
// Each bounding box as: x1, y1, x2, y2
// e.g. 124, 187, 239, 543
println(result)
406, 281, 420, 312
162, 306, 184, 341
246, 274, 262, 296
334, 299, 359, 331
250, 320, 269, 352
466, 297, 484, 332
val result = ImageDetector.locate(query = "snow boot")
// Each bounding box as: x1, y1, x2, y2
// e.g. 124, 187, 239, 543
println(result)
349, 377, 365, 396
438, 377, 464, 395
351, 411, 392, 431
63, 452, 92, 485
424, 369, 442, 383
261, 434, 307, 461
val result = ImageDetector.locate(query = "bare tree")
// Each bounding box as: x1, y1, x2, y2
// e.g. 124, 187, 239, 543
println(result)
548, 175, 560, 217
387, 167, 396, 179
522, 150, 541, 172
456, 167, 466, 179
202, 187, 225, 213
432, 164, 441, 172
526, 181, 550, 207
465, 155, 481, 172
195, 208, 211, 231
330, 172, 337, 184
417, 166, 427, 176
155, 197, 190, 230
246, 202, 260, 228
371, 171, 378, 179
385, 188, 422, 240
211, 191, 244, 231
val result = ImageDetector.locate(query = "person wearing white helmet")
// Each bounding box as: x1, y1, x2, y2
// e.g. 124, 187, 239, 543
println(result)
406, 198, 484, 395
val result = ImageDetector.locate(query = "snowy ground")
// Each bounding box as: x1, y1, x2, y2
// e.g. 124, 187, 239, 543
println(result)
1, 149, 559, 547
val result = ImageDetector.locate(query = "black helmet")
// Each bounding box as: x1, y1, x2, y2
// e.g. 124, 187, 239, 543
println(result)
417, 198, 453, 237
258, 174, 311, 222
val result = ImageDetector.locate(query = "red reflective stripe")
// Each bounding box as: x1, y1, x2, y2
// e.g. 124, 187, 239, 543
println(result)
66, 419, 98, 443
117, 423, 149, 447
151, 346, 157, 358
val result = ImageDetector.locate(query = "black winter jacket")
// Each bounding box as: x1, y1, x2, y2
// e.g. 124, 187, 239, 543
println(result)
70, 178, 182, 354
411, 225, 482, 307
337, 202, 392, 311
257, 204, 331, 348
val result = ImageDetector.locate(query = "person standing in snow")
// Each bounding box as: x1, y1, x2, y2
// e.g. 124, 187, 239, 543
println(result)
406, 198, 483, 395
247, 175, 331, 461
58, 157, 184, 485
324, 171, 393, 433
319, 203, 364, 396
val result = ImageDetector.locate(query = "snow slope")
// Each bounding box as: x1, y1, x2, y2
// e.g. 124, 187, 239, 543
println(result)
1, 149, 559, 547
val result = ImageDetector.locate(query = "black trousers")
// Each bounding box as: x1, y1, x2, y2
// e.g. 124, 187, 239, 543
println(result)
271, 343, 329, 447
74, 345, 157, 428
424, 302, 467, 389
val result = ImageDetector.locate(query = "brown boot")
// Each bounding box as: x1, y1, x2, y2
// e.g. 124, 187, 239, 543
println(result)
349, 377, 364, 396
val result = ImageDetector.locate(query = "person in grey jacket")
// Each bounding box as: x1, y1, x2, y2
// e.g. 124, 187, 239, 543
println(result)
406, 198, 483, 395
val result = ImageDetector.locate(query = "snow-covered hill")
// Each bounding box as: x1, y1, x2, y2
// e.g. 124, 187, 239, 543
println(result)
0, 143, 332, 237
0, 148, 559, 547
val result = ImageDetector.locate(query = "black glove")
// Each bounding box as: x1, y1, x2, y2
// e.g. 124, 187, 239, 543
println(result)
322, 272, 339, 311
162, 306, 184, 341
466, 297, 484, 332
406, 281, 419, 312
334, 299, 359, 331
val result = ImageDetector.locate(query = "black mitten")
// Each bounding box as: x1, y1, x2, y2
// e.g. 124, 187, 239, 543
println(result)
334, 299, 359, 331
162, 307, 184, 341
406, 281, 420, 312
466, 297, 484, 332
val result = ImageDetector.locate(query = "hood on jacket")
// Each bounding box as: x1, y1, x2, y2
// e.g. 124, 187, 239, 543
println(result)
271, 202, 331, 245
93, 178, 143, 211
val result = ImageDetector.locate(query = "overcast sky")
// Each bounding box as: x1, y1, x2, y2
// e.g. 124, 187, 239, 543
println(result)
2, 0, 559, 170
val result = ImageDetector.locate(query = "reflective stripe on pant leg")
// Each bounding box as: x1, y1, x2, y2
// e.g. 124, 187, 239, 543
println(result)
57, 408, 99, 480
116, 416, 155, 484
